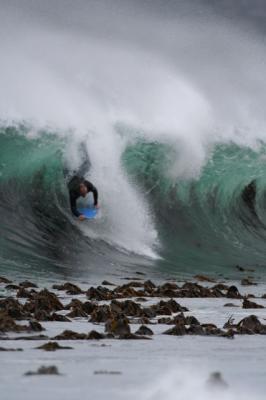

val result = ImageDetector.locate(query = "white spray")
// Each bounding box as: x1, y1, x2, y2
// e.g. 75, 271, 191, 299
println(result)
1, 0, 266, 254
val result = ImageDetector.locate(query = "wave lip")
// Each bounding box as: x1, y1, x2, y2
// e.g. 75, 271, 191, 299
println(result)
123, 140, 266, 273
0, 126, 158, 276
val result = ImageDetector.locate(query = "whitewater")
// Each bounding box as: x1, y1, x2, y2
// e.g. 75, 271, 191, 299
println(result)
2, 2, 266, 400
1, 0, 266, 277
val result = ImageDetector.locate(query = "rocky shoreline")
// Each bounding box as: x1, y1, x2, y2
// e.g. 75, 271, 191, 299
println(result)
1, 272, 266, 397
1, 274, 266, 344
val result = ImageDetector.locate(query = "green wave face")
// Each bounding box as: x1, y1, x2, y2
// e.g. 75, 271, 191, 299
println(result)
0, 126, 72, 275
0, 125, 153, 279
0, 126, 64, 184
123, 140, 266, 273
2, 124, 266, 279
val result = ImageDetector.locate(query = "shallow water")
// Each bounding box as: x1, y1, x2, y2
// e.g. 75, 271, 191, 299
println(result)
1, 280, 266, 400
2, 1, 266, 282
1, 2, 266, 398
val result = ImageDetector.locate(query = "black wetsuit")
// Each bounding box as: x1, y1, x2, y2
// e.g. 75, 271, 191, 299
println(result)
68, 176, 98, 217
242, 180, 256, 215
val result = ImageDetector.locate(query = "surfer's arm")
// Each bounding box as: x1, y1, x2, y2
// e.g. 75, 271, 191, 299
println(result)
69, 193, 81, 217
85, 181, 98, 206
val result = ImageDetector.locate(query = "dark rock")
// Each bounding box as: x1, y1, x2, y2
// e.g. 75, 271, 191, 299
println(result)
0, 298, 28, 320
50, 313, 71, 322
90, 305, 113, 323
130, 317, 152, 325
142, 307, 157, 319
236, 265, 255, 272
118, 333, 151, 340
160, 289, 180, 298
24, 289, 64, 314
224, 303, 239, 307
64, 299, 84, 310
111, 299, 143, 317
17, 287, 33, 299
114, 285, 144, 298
206, 372, 229, 390
163, 320, 186, 336
0, 347, 23, 351
5, 284, 20, 291
29, 320, 44, 332
101, 280, 115, 286
34, 310, 51, 321
36, 341, 73, 351
66, 306, 87, 318
159, 282, 179, 291
109, 299, 123, 314
225, 314, 266, 335
154, 305, 172, 315
87, 330, 105, 340
135, 325, 153, 336
180, 282, 216, 298
157, 317, 173, 324
13, 334, 49, 340
53, 330, 88, 340
187, 324, 205, 335
105, 333, 115, 339
173, 313, 187, 324
24, 365, 60, 376
242, 298, 264, 309
105, 315, 131, 336
212, 284, 229, 291
52, 282, 83, 295
123, 281, 144, 288
123, 300, 144, 316
237, 315, 266, 334
211, 288, 225, 297
221, 329, 235, 339
152, 299, 188, 315
203, 326, 229, 337
0, 277, 12, 284
144, 280, 156, 294
19, 281, 38, 289
241, 278, 256, 286
87, 286, 113, 301
0, 311, 28, 332
194, 275, 216, 283
227, 286, 242, 299
82, 301, 97, 314
185, 315, 200, 325
94, 370, 122, 375
64, 299, 96, 315
201, 323, 218, 330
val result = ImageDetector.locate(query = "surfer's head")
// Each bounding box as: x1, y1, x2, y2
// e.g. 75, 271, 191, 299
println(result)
79, 182, 88, 197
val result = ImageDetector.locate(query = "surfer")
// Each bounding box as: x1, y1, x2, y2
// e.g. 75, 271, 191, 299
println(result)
68, 176, 99, 221
241, 180, 256, 216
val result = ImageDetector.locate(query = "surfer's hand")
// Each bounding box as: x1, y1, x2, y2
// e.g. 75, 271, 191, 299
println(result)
78, 215, 86, 221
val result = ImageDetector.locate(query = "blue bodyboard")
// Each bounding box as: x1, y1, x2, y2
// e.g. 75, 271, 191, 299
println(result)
77, 207, 98, 219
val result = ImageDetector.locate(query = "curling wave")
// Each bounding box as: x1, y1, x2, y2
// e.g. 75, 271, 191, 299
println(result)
2, 124, 266, 279
2, 0, 266, 278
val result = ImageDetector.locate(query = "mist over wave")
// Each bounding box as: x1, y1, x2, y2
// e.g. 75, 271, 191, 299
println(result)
1, 0, 266, 276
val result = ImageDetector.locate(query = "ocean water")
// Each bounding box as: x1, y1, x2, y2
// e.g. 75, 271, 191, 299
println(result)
1, 1, 266, 279
3, 4, 266, 400
1, 281, 266, 400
